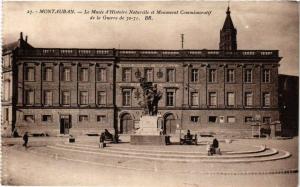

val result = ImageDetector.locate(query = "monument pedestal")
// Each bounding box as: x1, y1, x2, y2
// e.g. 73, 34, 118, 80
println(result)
130, 135, 169, 145
130, 115, 169, 145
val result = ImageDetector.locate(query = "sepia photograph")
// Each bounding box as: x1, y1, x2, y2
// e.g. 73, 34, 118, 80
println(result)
1, 1, 299, 186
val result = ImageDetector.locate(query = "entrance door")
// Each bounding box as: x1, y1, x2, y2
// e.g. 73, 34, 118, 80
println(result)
164, 114, 176, 135
60, 115, 71, 134
120, 113, 133, 134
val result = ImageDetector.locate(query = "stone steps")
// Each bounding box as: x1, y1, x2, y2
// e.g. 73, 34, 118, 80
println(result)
46, 143, 291, 163
61, 143, 268, 157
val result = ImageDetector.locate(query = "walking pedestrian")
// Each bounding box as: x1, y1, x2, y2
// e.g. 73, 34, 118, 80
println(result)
23, 132, 29, 147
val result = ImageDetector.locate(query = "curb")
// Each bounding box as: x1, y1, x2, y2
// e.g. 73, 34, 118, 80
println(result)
196, 169, 298, 175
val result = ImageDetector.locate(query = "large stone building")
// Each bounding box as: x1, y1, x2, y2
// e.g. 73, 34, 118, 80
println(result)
278, 74, 298, 137
1, 7, 282, 137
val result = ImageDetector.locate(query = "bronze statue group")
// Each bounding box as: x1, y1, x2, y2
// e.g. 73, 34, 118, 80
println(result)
139, 77, 162, 116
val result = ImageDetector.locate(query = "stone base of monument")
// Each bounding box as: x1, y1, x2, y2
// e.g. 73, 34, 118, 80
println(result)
131, 115, 169, 145
130, 135, 169, 145
135, 115, 161, 135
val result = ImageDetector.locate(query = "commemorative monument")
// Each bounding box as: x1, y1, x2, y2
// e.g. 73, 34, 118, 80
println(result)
130, 78, 169, 145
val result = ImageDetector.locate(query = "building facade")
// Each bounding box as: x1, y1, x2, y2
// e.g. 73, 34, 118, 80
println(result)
2, 8, 282, 137
278, 74, 298, 137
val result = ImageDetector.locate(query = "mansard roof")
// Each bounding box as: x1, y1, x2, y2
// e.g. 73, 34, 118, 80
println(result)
2, 41, 19, 52
2, 33, 34, 54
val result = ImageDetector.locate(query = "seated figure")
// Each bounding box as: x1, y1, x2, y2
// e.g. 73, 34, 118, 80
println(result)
212, 138, 219, 148
180, 129, 197, 145
104, 129, 113, 140
186, 129, 192, 139
211, 138, 221, 155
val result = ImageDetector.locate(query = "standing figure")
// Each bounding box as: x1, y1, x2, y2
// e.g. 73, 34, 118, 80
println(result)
23, 132, 29, 147
139, 78, 162, 116
146, 90, 154, 115
100, 132, 105, 143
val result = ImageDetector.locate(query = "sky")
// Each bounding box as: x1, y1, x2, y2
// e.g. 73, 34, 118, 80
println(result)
2, 1, 299, 76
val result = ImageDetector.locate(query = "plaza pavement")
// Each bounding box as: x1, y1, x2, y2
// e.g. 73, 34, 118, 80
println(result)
1, 135, 298, 187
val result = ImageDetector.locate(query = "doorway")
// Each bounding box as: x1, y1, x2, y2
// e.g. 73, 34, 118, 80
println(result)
164, 113, 176, 135
60, 115, 71, 134
120, 113, 133, 134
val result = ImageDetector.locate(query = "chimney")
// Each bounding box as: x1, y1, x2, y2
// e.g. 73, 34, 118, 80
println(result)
25, 35, 28, 42
20, 32, 23, 40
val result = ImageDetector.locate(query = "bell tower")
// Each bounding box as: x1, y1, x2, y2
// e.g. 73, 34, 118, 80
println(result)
219, 6, 237, 51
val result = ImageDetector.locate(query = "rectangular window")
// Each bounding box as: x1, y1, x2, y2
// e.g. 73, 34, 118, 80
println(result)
3, 55, 11, 68
42, 115, 52, 122
191, 92, 199, 106
97, 91, 106, 105
166, 69, 175, 82
80, 91, 88, 105
227, 116, 236, 123
97, 115, 106, 123
245, 92, 253, 106
4, 80, 10, 101
208, 116, 217, 123
97, 68, 106, 82
79, 115, 88, 122
263, 69, 271, 83
44, 91, 53, 106
263, 117, 271, 124
80, 68, 89, 82
145, 68, 153, 82
209, 69, 217, 83
25, 90, 34, 105
122, 90, 131, 106
122, 68, 131, 82
24, 115, 34, 122
244, 69, 252, 83
245, 117, 253, 123
62, 91, 70, 105
62, 68, 71, 81
44, 67, 53, 81
227, 92, 235, 106
5, 108, 9, 121
191, 69, 199, 82
209, 92, 217, 106
166, 91, 175, 106
190, 116, 199, 123
25, 67, 35, 81
263, 93, 270, 107
227, 69, 235, 83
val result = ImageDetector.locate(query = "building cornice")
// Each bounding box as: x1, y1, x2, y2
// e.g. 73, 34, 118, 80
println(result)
14, 48, 281, 61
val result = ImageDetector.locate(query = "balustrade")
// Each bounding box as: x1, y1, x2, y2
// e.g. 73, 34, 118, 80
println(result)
16, 48, 279, 59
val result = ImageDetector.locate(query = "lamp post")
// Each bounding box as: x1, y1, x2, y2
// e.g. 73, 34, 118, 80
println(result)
255, 114, 261, 138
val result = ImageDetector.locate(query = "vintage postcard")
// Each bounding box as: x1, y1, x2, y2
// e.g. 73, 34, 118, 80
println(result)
1, 1, 299, 186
